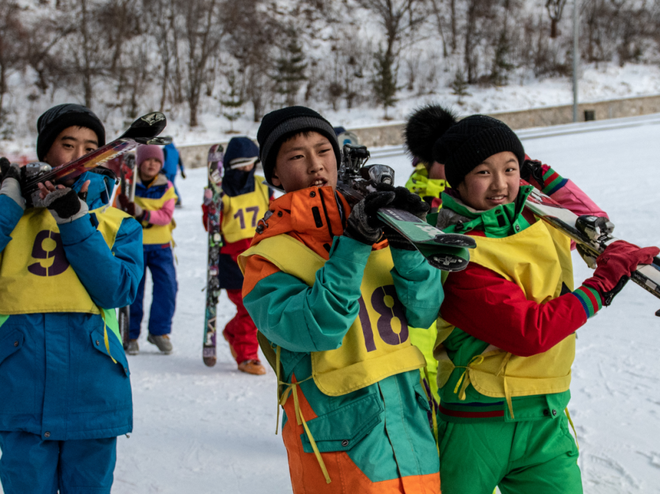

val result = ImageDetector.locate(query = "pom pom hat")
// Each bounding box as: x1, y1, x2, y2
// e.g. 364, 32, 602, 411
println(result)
257, 106, 341, 186
404, 104, 458, 166
433, 115, 525, 188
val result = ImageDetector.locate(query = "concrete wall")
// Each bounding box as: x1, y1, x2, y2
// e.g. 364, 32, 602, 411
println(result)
179, 94, 660, 168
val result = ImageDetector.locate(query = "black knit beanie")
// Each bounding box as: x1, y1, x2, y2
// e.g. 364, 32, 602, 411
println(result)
37, 103, 106, 161
433, 115, 525, 188
256, 106, 341, 186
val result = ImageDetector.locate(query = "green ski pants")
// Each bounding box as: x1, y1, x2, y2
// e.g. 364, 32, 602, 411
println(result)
438, 413, 582, 494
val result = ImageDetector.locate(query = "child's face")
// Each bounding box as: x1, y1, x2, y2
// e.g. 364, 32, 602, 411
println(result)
456, 151, 520, 211
139, 158, 162, 182
233, 162, 255, 172
272, 132, 337, 192
44, 126, 99, 168
428, 161, 446, 180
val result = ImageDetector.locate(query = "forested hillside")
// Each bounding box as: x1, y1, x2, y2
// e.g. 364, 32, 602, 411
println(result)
2, 0, 660, 150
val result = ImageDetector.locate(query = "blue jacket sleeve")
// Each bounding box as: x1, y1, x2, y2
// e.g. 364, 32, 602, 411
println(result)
58, 212, 144, 308
73, 172, 111, 209
389, 247, 444, 329
243, 235, 371, 353
0, 195, 24, 252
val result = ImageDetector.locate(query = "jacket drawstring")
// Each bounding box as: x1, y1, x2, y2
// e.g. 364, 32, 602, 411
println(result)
274, 345, 331, 485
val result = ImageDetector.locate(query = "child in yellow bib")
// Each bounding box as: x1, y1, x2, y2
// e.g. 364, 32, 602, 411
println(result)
201, 136, 272, 375
240, 106, 443, 493
0, 103, 144, 494
118, 144, 178, 355
431, 114, 659, 494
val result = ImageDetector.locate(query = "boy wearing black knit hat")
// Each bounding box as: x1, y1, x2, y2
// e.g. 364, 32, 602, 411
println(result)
0, 104, 143, 493
431, 114, 658, 494
239, 106, 442, 493
36, 103, 116, 207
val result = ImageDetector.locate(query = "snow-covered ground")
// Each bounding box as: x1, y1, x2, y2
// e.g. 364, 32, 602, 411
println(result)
3, 115, 660, 493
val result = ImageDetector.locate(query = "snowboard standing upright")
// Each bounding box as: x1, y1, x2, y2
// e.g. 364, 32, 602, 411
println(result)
202, 144, 224, 367
118, 152, 137, 348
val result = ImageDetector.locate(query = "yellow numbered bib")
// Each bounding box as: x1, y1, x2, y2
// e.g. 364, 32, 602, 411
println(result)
0, 207, 126, 314
135, 186, 177, 245
239, 235, 425, 396
221, 179, 270, 243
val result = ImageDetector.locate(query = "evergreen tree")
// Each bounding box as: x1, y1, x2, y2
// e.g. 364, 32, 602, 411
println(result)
451, 70, 470, 106
220, 73, 244, 133
490, 30, 514, 86
271, 30, 307, 107
371, 47, 398, 119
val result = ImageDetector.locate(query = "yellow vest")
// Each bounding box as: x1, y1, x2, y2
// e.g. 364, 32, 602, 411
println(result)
0, 206, 127, 316
135, 186, 177, 245
435, 221, 575, 415
221, 178, 270, 243
239, 235, 426, 396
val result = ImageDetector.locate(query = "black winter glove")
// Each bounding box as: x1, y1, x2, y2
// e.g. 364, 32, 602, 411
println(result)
0, 160, 26, 210
386, 184, 430, 219
375, 184, 430, 250
0, 158, 22, 184
344, 189, 396, 245
41, 187, 89, 224
520, 159, 545, 188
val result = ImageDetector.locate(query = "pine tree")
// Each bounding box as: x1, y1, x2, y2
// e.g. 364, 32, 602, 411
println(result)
451, 70, 470, 106
272, 30, 307, 107
371, 47, 398, 119
490, 30, 514, 86
220, 73, 244, 133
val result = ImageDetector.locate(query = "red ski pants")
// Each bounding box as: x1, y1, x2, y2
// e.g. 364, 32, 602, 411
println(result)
223, 289, 259, 363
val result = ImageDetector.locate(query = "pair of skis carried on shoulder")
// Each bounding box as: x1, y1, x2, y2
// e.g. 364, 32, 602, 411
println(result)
522, 179, 660, 315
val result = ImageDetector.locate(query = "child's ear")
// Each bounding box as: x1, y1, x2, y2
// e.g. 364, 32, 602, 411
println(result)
271, 167, 282, 188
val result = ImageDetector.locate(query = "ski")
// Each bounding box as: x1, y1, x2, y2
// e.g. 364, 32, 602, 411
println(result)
22, 112, 168, 205
523, 180, 660, 314
117, 152, 137, 349
337, 143, 475, 272
378, 207, 475, 271
202, 144, 224, 367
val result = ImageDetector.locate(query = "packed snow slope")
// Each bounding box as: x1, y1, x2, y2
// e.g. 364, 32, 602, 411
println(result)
2, 115, 660, 493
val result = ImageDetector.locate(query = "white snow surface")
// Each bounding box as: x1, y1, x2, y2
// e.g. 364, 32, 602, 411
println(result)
3, 115, 660, 493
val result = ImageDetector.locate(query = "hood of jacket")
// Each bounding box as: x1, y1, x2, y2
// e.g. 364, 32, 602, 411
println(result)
436, 185, 534, 238
250, 186, 350, 259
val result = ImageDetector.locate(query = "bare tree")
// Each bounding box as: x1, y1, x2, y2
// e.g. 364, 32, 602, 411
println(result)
179, 0, 225, 127
546, 0, 568, 38
0, 1, 26, 114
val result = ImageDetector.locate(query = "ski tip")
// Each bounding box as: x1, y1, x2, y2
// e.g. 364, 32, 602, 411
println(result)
203, 357, 217, 367
121, 112, 167, 140
655, 308, 660, 317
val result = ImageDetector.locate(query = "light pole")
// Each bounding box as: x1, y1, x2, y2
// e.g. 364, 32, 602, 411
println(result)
572, 0, 579, 122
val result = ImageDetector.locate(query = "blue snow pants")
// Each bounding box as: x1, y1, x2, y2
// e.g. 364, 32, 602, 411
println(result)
129, 245, 178, 339
0, 431, 117, 494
